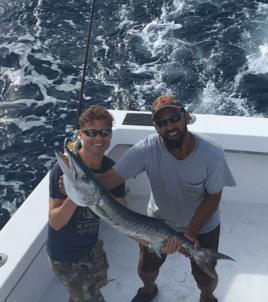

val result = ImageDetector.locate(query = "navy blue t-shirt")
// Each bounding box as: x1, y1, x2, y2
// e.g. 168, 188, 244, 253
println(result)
46, 155, 126, 262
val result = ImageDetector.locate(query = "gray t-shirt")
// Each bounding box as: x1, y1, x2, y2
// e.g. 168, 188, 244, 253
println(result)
113, 133, 236, 234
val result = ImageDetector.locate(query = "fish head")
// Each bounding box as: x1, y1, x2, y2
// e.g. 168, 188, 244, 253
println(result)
55, 148, 102, 207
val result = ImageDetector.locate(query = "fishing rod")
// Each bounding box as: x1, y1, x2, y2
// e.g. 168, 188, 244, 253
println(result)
65, 0, 96, 152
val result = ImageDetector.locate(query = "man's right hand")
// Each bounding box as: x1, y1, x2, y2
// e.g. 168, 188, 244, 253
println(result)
179, 234, 200, 261
179, 247, 194, 260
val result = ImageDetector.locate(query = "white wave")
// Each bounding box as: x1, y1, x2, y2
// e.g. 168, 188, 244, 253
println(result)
38, 154, 55, 170
161, 0, 185, 22
118, 4, 135, 29
257, 3, 268, 14
0, 175, 25, 215
196, 80, 264, 117
0, 39, 77, 110
232, 42, 268, 95
140, 20, 183, 58
246, 44, 268, 75
95, 36, 110, 57
65, 124, 74, 133
3, 115, 52, 131
55, 76, 81, 92
110, 0, 188, 108
241, 1, 268, 72
0, 164, 11, 169
18, 33, 35, 42
64, 19, 76, 27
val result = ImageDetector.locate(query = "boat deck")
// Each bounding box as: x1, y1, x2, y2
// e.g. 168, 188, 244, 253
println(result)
37, 191, 268, 302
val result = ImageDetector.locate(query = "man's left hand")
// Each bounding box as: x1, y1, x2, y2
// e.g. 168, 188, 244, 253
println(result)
179, 233, 200, 261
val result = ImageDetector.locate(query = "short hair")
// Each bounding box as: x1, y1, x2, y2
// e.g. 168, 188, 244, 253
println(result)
79, 105, 114, 129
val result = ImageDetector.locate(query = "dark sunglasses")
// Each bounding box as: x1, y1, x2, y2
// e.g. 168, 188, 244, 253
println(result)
82, 129, 111, 137
154, 112, 185, 128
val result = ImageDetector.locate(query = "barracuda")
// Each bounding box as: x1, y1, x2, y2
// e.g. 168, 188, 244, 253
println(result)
55, 148, 235, 279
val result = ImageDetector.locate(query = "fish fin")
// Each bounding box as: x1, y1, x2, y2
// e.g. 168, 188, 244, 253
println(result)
164, 220, 184, 233
149, 243, 165, 258
91, 205, 110, 219
192, 247, 235, 279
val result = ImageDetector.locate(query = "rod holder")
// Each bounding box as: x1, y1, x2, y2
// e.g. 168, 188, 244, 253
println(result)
189, 114, 196, 125
0, 253, 8, 267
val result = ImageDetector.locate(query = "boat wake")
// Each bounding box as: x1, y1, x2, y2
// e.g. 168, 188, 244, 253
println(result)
0, 0, 268, 226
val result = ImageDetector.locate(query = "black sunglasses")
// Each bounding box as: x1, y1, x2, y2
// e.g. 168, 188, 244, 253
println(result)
82, 129, 111, 137
154, 112, 185, 128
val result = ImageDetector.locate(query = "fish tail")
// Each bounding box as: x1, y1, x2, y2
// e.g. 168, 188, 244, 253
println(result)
215, 251, 235, 262
193, 248, 235, 279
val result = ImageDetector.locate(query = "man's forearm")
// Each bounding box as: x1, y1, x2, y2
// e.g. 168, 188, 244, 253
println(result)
97, 168, 125, 190
49, 197, 77, 231
184, 190, 222, 239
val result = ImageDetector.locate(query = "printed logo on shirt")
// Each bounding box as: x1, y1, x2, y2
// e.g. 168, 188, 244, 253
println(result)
74, 207, 100, 235
76, 219, 100, 235
82, 207, 98, 219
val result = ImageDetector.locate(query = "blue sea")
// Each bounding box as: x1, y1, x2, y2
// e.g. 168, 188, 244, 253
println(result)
0, 0, 268, 228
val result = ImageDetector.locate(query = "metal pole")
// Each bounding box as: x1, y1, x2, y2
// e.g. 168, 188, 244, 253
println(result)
74, 0, 96, 134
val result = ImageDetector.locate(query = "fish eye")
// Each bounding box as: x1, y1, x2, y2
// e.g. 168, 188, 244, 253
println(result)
81, 175, 88, 182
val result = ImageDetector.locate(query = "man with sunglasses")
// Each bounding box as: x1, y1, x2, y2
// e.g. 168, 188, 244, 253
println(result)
98, 95, 236, 302
47, 105, 127, 302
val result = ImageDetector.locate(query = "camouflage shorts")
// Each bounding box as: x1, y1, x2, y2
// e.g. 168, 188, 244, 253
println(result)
49, 239, 109, 302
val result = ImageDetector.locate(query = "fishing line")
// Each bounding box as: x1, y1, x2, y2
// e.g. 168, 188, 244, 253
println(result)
65, 0, 96, 151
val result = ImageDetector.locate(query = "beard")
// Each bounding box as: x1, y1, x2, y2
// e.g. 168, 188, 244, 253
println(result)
162, 124, 187, 151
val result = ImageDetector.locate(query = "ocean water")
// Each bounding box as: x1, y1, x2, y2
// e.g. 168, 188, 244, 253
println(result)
0, 0, 268, 228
